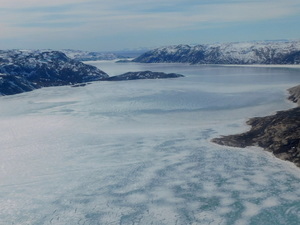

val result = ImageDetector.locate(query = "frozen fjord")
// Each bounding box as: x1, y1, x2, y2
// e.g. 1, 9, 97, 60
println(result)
0, 62, 300, 224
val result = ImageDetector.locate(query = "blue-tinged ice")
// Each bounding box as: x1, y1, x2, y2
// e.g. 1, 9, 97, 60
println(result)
0, 62, 299, 225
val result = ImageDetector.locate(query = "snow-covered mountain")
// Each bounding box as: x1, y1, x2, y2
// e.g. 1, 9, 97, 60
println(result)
0, 50, 108, 95
133, 41, 300, 64
61, 49, 126, 61
0, 50, 185, 96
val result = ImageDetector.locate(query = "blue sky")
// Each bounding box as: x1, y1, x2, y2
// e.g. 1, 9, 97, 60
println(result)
0, 0, 299, 51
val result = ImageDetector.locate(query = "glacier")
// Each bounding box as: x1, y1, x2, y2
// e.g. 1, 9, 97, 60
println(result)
0, 61, 300, 225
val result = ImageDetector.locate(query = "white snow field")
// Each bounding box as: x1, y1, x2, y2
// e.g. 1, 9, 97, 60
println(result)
0, 62, 300, 225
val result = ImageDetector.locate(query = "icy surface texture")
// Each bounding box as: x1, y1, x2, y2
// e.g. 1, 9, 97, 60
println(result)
0, 62, 300, 224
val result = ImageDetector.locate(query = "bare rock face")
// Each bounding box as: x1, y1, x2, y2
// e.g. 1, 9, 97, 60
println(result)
212, 84, 300, 168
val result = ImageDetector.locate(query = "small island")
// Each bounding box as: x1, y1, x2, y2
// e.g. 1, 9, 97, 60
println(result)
212, 84, 300, 168
104, 71, 184, 81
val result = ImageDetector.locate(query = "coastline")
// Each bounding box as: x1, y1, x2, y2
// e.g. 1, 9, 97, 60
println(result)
212, 84, 300, 168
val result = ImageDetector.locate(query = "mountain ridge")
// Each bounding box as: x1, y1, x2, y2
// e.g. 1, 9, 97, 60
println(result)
133, 41, 300, 64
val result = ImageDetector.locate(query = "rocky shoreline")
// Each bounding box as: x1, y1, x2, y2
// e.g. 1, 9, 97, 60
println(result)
212, 84, 300, 168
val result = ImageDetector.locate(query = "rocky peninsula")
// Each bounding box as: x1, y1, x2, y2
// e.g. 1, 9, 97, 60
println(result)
212, 84, 300, 167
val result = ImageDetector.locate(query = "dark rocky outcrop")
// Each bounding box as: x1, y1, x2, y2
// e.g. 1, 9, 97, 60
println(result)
212, 84, 300, 167
104, 71, 184, 81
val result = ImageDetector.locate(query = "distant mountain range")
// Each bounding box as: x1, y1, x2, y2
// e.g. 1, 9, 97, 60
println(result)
61, 48, 153, 61
133, 41, 300, 64
61, 49, 127, 61
2, 40, 300, 96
